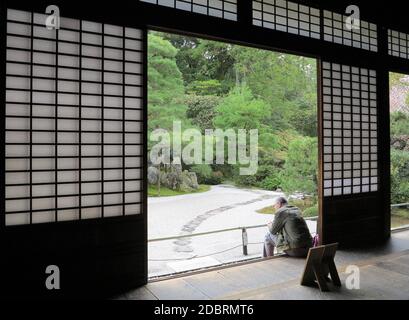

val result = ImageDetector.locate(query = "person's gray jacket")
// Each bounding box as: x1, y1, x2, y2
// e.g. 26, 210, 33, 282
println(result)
268, 205, 312, 252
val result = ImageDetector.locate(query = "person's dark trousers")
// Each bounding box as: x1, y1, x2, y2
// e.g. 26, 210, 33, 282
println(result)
263, 232, 277, 257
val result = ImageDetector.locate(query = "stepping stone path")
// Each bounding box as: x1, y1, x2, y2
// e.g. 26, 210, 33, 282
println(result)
173, 192, 273, 254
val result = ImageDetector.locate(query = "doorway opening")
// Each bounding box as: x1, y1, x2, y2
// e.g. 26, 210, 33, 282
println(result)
147, 30, 319, 278
389, 72, 409, 229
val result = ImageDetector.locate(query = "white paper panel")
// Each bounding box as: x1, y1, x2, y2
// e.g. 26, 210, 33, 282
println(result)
140, 0, 237, 21
388, 29, 409, 59
253, 0, 320, 39
323, 10, 378, 52
5, 9, 144, 225
322, 61, 378, 197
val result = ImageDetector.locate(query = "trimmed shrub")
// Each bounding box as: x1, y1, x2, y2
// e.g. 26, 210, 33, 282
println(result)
207, 171, 223, 185
190, 165, 223, 185
259, 175, 282, 191
302, 204, 318, 218
190, 164, 212, 184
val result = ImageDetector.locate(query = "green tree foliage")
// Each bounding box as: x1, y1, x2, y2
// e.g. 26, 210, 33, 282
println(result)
291, 106, 318, 137
390, 110, 409, 203
390, 72, 408, 88
230, 48, 317, 136
213, 86, 279, 157
165, 34, 235, 94
257, 165, 282, 191
148, 33, 191, 140
214, 86, 271, 131
185, 94, 221, 132
148, 31, 319, 199
390, 72, 409, 204
186, 80, 224, 96
146, 33, 409, 214
280, 136, 318, 195
148, 33, 184, 105
391, 112, 409, 136
391, 149, 409, 203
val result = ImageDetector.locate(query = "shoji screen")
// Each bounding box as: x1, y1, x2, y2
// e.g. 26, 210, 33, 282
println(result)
323, 10, 378, 52
5, 9, 144, 226
388, 29, 409, 59
321, 61, 378, 197
140, 0, 238, 21
252, 0, 321, 39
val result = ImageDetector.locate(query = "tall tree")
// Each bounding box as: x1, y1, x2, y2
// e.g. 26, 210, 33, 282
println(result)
230, 47, 317, 135
148, 33, 192, 145
213, 86, 271, 133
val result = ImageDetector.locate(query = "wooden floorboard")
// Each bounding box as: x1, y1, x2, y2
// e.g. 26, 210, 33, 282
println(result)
146, 278, 210, 300
121, 230, 409, 300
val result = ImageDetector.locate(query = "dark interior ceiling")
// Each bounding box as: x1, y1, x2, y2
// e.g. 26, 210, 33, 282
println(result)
6, 0, 409, 34
62, 0, 409, 32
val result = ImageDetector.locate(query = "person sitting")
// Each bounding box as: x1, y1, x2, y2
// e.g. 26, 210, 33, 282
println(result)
263, 196, 313, 258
